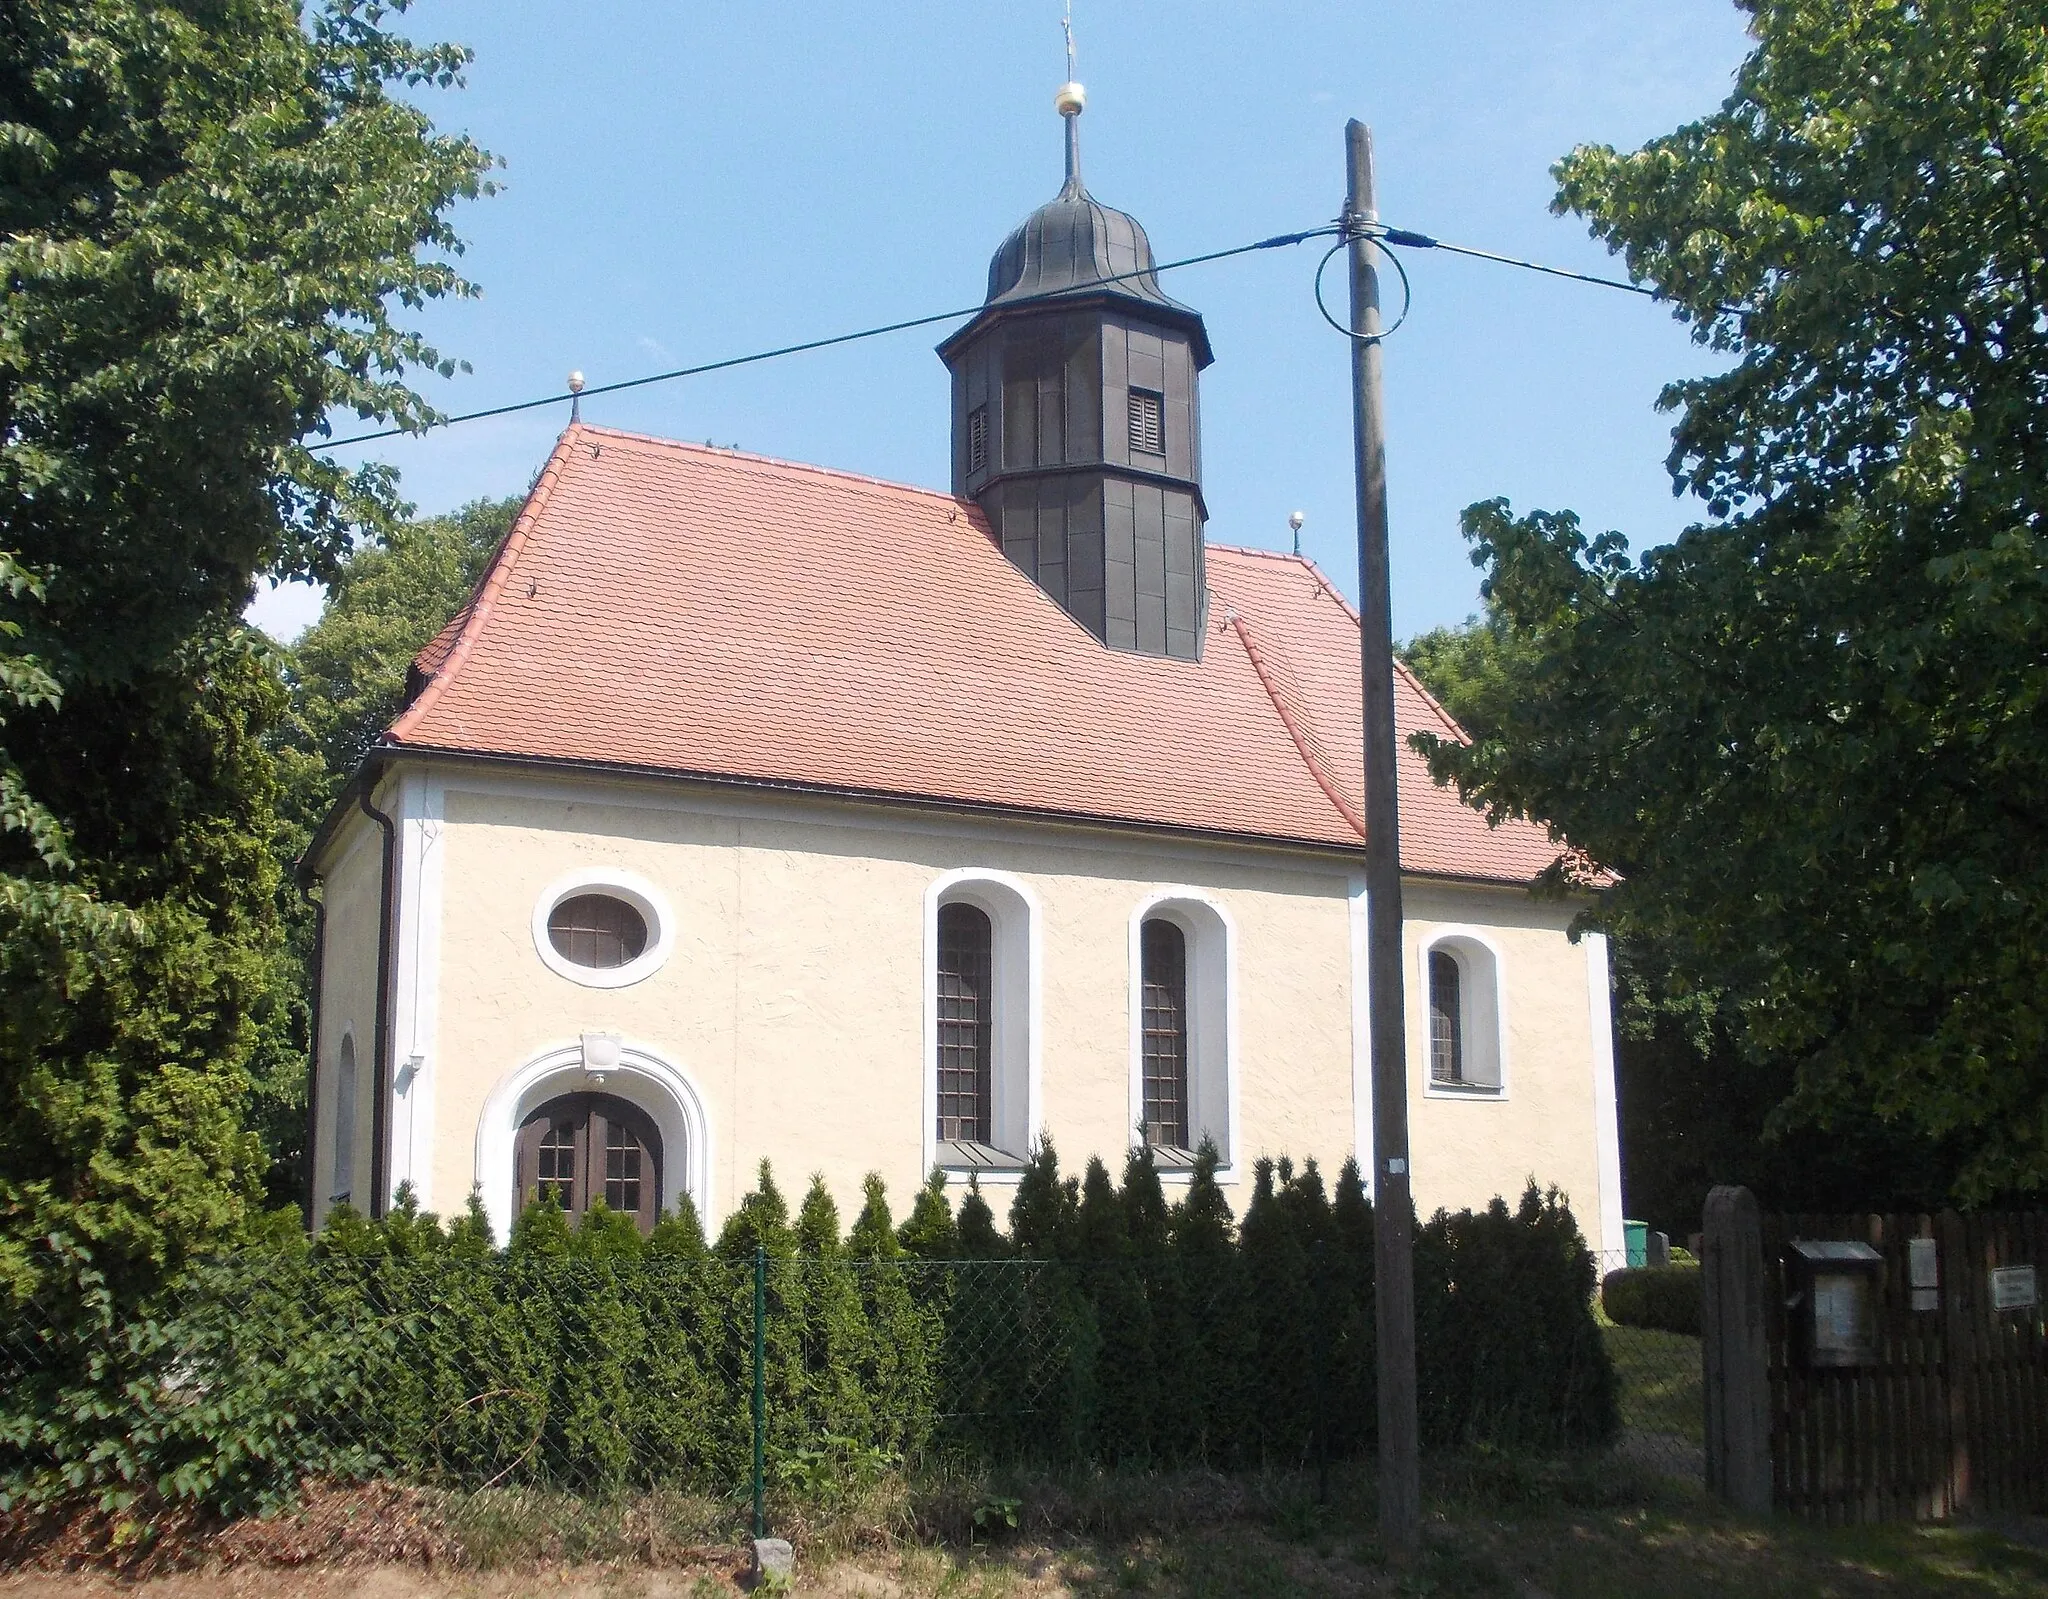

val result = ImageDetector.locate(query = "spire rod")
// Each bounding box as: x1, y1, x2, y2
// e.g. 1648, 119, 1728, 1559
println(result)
1055, 2, 1086, 195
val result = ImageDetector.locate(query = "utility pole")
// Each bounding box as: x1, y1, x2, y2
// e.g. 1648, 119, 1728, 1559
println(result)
1346, 117, 1421, 1562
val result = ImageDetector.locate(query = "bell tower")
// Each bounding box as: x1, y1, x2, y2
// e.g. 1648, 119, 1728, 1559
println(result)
937, 79, 1213, 659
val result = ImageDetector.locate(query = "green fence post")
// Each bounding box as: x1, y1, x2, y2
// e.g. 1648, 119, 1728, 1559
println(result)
752, 1242, 767, 1539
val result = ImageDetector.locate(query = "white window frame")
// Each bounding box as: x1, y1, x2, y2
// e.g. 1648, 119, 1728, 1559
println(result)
1419, 926, 1508, 1098
531, 868, 676, 990
922, 869, 1041, 1181
1127, 888, 1239, 1181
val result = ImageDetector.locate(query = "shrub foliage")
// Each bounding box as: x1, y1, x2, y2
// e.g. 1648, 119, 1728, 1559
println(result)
0, 1145, 1615, 1516
1600, 1263, 1703, 1338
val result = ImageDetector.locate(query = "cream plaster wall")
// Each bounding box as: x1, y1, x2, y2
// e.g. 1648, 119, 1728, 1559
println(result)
316, 761, 1616, 1254
310, 790, 388, 1226
1401, 881, 1610, 1244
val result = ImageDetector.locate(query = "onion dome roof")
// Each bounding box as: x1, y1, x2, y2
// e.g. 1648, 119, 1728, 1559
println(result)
984, 172, 1194, 318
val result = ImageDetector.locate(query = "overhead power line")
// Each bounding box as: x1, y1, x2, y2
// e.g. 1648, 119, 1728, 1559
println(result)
315, 217, 1732, 451
316, 227, 1340, 449
1365, 222, 1750, 316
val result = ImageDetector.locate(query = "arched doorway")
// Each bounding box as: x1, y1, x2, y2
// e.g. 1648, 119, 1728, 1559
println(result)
514, 1091, 663, 1232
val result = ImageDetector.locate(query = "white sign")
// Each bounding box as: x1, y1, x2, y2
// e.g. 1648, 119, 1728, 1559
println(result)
1814, 1277, 1868, 1350
1990, 1266, 2038, 1312
1908, 1237, 1939, 1290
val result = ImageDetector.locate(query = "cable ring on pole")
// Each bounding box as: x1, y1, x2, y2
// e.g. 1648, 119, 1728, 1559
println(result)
1315, 235, 1412, 343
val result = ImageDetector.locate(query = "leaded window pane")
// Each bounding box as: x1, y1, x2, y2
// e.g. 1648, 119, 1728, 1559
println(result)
1141, 918, 1189, 1149
1430, 950, 1463, 1084
605, 1119, 643, 1214
547, 893, 648, 969
936, 901, 994, 1144
537, 1118, 577, 1209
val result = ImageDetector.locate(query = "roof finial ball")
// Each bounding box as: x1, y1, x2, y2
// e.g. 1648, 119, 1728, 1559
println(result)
1055, 77, 1086, 192
568, 369, 586, 424
1288, 509, 1306, 555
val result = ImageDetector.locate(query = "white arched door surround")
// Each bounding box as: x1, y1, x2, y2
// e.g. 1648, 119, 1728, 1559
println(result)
921, 867, 1042, 1180
1127, 887, 1239, 1180
476, 1039, 711, 1246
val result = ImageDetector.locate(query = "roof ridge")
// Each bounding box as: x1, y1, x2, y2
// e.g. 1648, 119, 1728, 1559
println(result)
574, 424, 969, 508
1225, 611, 1367, 841
1209, 542, 1473, 746
387, 424, 580, 744
1395, 656, 1470, 746
1207, 542, 1314, 563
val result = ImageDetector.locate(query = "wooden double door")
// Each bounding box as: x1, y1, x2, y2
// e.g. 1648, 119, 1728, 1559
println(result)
514, 1091, 663, 1233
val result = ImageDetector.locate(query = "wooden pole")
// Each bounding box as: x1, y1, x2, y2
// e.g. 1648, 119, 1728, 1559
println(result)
1702, 1185, 1772, 1513
1346, 117, 1421, 1561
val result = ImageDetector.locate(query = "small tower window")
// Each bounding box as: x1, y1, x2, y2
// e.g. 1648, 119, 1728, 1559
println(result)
968, 404, 990, 476
1429, 950, 1464, 1084
1128, 388, 1165, 456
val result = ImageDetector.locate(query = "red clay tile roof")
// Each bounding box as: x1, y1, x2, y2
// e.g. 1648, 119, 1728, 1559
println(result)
387, 424, 1568, 884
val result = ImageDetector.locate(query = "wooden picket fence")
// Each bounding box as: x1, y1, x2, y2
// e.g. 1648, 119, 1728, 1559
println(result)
1754, 1210, 2047, 1521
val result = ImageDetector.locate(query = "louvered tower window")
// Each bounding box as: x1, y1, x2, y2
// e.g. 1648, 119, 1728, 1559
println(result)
935, 902, 994, 1143
1140, 918, 1189, 1148
1429, 950, 1464, 1084
1128, 388, 1165, 455
967, 404, 990, 475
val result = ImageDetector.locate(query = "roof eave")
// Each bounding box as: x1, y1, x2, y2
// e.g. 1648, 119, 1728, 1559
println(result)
369, 740, 1562, 890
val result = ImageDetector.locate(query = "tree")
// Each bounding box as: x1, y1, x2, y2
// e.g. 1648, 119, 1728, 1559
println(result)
0, 0, 492, 1303
281, 495, 519, 809
1419, 0, 2048, 1201
1402, 617, 1979, 1229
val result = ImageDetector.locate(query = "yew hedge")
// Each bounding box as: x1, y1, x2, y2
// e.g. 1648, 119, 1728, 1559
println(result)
0, 1143, 1615, 1517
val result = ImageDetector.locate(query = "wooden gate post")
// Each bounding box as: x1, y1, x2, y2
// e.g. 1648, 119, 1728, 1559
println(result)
1936, 1209, 1971, 1517
1703, 1185, 1772, 1514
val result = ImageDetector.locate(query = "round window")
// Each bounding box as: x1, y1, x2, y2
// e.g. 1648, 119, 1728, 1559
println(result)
546, 893, 649, 970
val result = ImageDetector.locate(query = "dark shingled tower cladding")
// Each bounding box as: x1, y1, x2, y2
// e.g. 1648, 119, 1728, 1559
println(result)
938, 83, 1213, 660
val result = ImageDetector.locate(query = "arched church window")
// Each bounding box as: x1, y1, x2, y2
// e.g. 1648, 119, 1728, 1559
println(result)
1421, 933, 1504, 1095
515, 1092, 662, 1232
935, 902, 994, 1144
1429, 949, 1464, 1084
1140, 918, 1190, 1150
547, 893, 648, 970
331, 1034, 357, 1204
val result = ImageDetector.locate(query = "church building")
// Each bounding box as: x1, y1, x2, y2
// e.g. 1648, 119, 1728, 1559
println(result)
302, 86, 1625, 1257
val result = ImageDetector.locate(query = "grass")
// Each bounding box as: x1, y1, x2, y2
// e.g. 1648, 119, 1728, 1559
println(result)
7, 1457, 2047, 1596
849, 1461, 2048, 1598
1603, 1321, 1706, 1446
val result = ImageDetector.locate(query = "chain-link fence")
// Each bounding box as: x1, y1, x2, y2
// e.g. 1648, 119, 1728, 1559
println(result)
1591, 1248, 1705, 1485
0, 1238, 1703, 1543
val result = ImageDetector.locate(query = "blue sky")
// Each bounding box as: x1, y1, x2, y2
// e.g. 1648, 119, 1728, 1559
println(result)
256, 0, 1754, 642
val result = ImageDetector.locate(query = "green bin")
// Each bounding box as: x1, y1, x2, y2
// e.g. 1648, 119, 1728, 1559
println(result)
1623, 1218, 1648, 1269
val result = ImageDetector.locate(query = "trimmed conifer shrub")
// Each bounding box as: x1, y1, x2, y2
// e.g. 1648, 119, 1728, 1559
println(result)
1601, 1263, 1702, 1337
0, 1150, 1617, 1515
